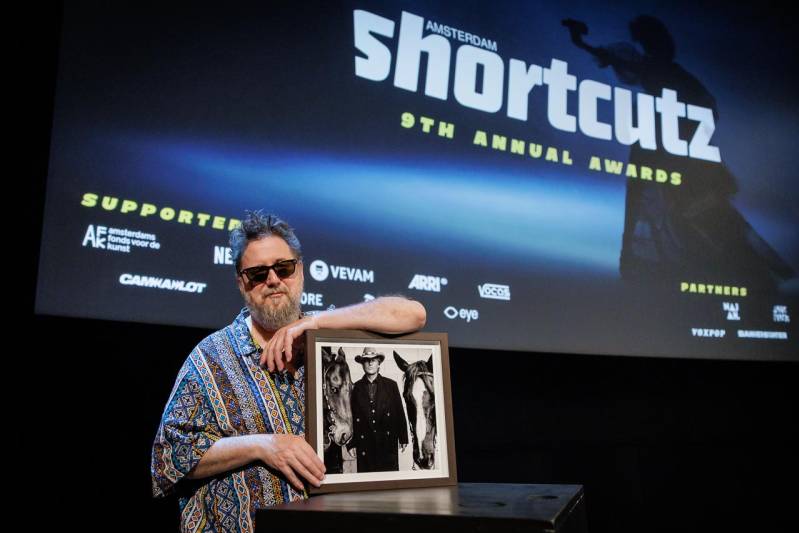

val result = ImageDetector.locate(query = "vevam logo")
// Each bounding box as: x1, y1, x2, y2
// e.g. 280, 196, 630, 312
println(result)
408, 274, 447, 292
444, 306, 479, 323
478, 283, 511, 301
119, 273, 207, 293
309, 259, 374, 283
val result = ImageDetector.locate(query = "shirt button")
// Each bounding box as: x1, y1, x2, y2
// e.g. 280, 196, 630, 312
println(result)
362, 451, 366, 456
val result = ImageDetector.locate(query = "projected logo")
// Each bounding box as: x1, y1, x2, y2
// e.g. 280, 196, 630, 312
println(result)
82, 224, 161, 254
773, 306, 790, 323
119, 273, 207, 293
443, 306, 479, 323
308, 259, 374, 283
722, 302, 740, 321
478, 283, 511, 301
302, 292, 325, 307
691, 328, 725, 338
213, 246, 234, 265
408, 274, 448, 292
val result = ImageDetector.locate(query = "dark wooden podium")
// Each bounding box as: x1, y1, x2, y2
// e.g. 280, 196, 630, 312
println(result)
258, 483, 587, 532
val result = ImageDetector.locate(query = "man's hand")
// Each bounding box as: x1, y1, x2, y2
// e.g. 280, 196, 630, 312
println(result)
400, 444, 407, 453
261, 315, 319, 371
258, 434, 326, 491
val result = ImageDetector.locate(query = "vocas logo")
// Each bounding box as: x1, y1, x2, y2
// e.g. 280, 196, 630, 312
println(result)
408, 274, 448, 292
478, 283, 511, 301
309, 259, 374, 283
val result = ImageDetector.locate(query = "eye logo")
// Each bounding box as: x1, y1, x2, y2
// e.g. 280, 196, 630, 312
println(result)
444, 306, 479, 323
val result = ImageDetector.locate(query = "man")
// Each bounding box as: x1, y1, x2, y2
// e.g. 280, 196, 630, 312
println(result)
151, 211, 426, 532
348, 347, 409, 472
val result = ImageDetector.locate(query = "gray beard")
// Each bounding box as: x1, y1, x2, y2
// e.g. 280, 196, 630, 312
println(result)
246, 292, 302, 331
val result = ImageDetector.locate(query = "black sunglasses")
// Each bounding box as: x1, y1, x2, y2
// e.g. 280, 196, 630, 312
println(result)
238, 259, 299, 283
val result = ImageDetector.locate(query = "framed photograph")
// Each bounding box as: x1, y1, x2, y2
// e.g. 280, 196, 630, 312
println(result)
304, 329, 456, 494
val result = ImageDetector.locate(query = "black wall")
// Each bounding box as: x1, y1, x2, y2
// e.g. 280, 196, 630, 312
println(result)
26, 5, 796, 532
25, 314, 798, 532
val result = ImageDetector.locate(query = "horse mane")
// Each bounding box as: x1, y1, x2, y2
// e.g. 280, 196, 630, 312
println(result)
401, 360, 430, 400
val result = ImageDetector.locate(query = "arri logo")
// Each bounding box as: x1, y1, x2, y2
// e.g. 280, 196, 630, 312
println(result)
408, 274, 448, 292
443, 306, 479, 323
309, 259, 374, 283
478, 283, 511, 301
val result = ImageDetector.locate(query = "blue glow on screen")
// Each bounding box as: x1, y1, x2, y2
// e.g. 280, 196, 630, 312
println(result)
133, 138, 625, 272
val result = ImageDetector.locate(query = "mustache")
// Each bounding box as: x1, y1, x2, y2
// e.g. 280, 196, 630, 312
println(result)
263, 289, 289, 297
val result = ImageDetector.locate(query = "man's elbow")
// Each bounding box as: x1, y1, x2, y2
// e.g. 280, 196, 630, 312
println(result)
410, 300, 426, 330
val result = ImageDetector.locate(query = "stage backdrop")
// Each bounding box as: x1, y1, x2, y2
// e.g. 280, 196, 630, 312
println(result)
36, 1, 798, 360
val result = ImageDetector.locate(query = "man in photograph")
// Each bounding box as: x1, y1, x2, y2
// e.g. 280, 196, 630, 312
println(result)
348, 347, 409, 472
151, 211, 426, 532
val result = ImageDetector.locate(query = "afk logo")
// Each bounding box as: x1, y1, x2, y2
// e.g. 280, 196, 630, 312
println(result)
408, 274, 447, 292
83, 224, 160, 253
478, 283, 511, 301
83, 225, 108, 249
309, 259, 374, 283
444, 306, 479, 323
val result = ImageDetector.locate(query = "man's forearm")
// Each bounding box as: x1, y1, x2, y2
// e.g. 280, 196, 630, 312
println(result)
186, 435, 263, 480
185, 433, 326, 490
313, 296, 426, 334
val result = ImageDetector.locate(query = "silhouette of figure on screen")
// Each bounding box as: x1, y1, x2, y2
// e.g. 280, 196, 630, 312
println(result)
562, 16, 794, 288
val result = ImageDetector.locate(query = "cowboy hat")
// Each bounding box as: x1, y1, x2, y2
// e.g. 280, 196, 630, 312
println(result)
354, 346, 385, 364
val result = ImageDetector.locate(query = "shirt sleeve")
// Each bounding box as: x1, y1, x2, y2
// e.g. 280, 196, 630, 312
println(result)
151, 353, 223, 498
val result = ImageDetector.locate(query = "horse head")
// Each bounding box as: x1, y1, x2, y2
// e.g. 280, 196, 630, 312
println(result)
321, 346, 354, 448
394, 351, 437, 470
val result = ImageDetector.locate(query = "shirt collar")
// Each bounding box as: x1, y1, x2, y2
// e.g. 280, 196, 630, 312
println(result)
230, 307, 306, 381
230, 307, 260, 359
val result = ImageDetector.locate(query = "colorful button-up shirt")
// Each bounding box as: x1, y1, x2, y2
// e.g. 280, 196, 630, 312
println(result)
151, 308, 306, 532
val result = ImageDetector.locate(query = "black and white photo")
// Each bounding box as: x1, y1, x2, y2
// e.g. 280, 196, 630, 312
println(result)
305, 330, 457, 493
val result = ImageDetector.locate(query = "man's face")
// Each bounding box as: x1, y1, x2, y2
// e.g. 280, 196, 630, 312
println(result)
362, 358, 381, 376
237, 235, 304, 331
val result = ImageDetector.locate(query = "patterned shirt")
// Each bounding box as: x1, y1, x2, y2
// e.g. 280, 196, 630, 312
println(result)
151, 308, 306, 532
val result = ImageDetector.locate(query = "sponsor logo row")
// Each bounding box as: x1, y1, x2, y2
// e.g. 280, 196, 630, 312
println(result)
215, 248, 512, 301
82, 226, 792, 332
